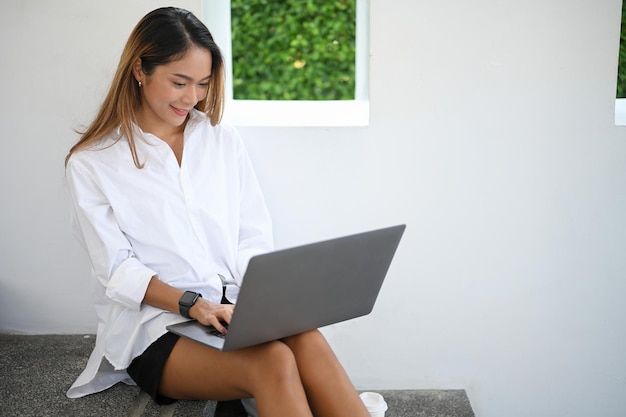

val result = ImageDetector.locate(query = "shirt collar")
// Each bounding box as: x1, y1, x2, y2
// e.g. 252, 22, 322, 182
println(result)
114, 108, 206, 139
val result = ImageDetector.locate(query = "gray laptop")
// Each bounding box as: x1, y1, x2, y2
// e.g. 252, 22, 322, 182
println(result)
167, 224, 405, 351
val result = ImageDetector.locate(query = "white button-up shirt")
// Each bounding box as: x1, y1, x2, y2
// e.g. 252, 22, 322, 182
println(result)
65, 110, 273, 398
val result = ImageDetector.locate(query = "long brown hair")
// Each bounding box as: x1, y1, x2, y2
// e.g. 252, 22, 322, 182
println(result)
65, 7, 225, 168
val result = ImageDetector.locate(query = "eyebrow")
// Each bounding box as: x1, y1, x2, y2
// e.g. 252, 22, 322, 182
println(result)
171, 73, 212, 81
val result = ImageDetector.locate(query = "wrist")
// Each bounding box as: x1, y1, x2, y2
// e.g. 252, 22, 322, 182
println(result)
178, 291, 202, 319
188, 301, 201, 319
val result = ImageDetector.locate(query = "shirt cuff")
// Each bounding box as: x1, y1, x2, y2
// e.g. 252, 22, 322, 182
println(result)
106, 257, 157, 311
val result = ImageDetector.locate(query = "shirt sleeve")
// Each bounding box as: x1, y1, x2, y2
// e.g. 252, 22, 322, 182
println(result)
65, 155, 156, 311
233, 131, 274, 279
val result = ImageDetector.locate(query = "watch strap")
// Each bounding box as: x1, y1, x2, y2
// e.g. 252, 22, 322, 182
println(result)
179, 291, 202, 319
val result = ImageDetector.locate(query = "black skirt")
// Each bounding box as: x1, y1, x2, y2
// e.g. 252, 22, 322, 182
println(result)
126, 331, 181, 405
126, 288, 234, 406
126, 331, 248, 417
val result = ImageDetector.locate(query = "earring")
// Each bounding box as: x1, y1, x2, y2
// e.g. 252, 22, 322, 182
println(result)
138, 81, 142, 88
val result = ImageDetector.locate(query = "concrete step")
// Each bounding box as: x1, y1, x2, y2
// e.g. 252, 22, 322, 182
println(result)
0, 334, 474, 417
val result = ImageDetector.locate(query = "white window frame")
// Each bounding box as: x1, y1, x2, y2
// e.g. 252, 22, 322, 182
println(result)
616, 99, 626, 126
201, 0, 370, 127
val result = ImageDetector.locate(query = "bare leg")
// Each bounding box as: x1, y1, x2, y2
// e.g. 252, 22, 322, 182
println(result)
159, 337, 313, 417
281, 330, 370, 417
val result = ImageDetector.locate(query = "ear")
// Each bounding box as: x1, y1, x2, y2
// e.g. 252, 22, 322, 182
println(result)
132, 58, 143, 83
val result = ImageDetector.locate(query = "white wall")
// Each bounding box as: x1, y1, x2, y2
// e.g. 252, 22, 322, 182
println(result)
1, 1, 625, 416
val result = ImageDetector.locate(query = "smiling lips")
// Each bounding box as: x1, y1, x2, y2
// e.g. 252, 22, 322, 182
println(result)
171, 106, 190, 116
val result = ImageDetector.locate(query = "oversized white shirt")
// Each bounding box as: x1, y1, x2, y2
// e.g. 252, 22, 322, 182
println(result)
65, 109, 273, 398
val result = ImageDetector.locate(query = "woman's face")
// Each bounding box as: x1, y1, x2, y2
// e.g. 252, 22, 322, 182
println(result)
135, 46, 213, 136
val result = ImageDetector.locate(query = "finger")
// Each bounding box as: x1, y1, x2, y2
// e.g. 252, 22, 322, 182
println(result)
209, 316, 228, 334
215, 304, 234, 323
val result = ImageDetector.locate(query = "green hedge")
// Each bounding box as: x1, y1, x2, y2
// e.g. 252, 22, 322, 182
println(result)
230, 0, 356, 100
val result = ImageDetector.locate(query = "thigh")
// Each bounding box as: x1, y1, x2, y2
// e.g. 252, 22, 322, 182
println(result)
281, 330, 370, 417
158, 336, 293, 401
280, 329, 345, 384
281, 329, 336, 359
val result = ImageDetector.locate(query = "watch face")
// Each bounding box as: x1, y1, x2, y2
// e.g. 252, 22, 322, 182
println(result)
180, 291, 198, 305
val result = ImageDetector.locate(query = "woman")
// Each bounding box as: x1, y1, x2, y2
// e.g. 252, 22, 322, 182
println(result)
65, 7, 370, 417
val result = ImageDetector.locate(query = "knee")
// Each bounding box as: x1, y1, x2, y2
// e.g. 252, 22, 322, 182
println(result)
284, 329, 331, 353
250, 341, 300, 384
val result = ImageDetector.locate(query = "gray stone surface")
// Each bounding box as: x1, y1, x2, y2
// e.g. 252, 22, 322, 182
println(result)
375, 389, 475, 417
0, 334, 474, 416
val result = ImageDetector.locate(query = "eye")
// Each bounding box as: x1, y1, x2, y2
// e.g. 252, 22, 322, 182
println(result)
173, 82, 185, 88
199, 82, 209, 88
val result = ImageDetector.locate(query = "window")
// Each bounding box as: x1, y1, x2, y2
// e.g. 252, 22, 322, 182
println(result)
231, 1, 356, 101
201, 0, 369, 126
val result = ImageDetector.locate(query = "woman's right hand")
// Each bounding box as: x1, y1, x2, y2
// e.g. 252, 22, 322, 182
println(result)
188, 298, 234, 334
142, 276, 234, 334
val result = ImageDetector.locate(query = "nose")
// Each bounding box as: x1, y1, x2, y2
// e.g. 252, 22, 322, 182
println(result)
182, 85, 198, 105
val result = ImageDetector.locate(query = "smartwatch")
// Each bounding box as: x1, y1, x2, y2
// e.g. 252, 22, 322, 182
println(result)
179, 291, 202, 319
